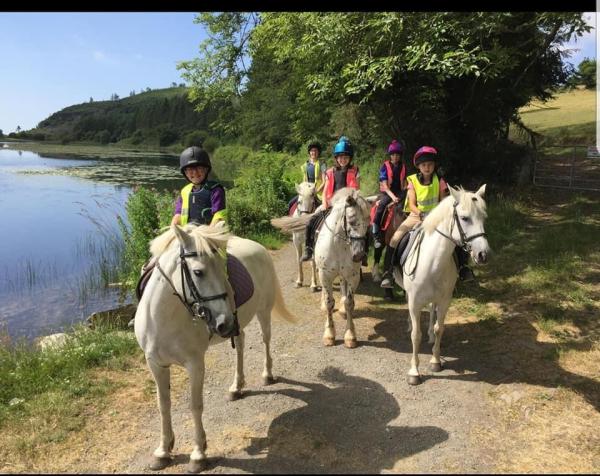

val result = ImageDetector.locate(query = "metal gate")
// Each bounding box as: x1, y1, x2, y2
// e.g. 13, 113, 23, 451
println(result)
534, 145, 600, 191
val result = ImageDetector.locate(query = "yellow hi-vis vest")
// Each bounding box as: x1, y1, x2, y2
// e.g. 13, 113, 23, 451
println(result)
404, 173, 440, 213
301, 160, 324, 199
180, 182, 227, 226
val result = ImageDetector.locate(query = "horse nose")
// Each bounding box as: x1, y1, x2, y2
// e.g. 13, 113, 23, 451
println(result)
352, 251, 365, 262
215, 314, 232, 336
477, 251, 488, 264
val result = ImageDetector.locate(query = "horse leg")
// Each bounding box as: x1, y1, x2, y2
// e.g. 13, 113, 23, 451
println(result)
186, 359, 208, 473
310, 258, 320, 292
407, 298, 423, 385
342, 277, 358, 349
294, 234, 303, 288
320, 271, 336, 346
430, 300, 450, 373
228, 329, 246, 400
428, 303, 436, 344
257, 309, 275, 385
338, 280, 347, 318
146, 358, 175, 470
372, 246, 382, 283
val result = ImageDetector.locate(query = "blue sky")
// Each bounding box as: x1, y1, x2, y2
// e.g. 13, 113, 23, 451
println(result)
0, 12, 596, 135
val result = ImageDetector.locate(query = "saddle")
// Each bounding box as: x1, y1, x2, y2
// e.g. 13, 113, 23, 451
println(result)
392, 225, 424, 272
135, 254, 254, 308
369, 201, 399, 231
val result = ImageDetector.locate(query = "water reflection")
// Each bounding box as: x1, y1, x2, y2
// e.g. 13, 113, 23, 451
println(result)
0, 147, 185, 341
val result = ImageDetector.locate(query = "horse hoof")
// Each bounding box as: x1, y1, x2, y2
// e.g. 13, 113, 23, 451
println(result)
323, 337, 335, 346
263, 376, 276, 386
187, 458, 207, 473
344, 339, 358, 349
147, 456, 171, 471
407, 375, 421, 386
228, 391, 243, 401
311, 286, 321, 292
430, 362, 443, 372
294, 282, 302, 288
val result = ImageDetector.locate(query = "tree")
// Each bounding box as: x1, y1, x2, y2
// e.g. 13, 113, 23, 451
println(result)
181, 12, 590, 183
89, 97, 94, 103
576, 58, 596, 89
130, 90, 136, 97
16, 125, 21, 133
171, 82, 177, 88
0, 129, 3, 138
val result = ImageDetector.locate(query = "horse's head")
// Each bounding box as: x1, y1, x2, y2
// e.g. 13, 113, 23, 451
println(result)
169, 224, 239, 339
296, 181, 317, 214
447, 184, 491, 264
332, 188, 371, 262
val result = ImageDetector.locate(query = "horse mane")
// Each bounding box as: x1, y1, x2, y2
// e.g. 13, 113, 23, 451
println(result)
149, 223, 232, 258
330, 187, 371, 219
422, 186, 487, 234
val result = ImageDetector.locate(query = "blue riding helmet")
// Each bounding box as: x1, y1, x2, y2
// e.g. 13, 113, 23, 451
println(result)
333, 136, 354, 157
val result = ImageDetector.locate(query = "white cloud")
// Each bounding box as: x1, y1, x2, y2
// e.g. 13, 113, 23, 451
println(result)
92, 50, 118, 65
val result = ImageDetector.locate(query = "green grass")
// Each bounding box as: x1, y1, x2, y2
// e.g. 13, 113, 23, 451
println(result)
513, 88, 596, 145
455, 189, 600, 335
0, 324, 140, 427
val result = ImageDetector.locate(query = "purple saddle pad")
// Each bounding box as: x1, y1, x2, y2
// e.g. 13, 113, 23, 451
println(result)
226, 253, 254, 308
135, 254, 254, 309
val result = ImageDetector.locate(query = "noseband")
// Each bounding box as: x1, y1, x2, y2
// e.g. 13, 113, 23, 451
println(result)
155, 246, 240, 347
435, 202, 487, 252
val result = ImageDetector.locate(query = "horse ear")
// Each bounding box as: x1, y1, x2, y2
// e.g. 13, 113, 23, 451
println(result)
345, 195, 356, 206
448, 184, 460, 202
476, 184, 487, 197
171, 224, 194, 251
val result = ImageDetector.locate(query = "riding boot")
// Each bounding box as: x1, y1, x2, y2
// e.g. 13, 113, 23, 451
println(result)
301, 216, 316, 261
372, 223, 383, 249
380, 245, 396, 288
455, 247, 475, 282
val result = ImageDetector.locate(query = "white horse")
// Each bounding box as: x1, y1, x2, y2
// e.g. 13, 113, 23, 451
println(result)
134, 223, 297, 472
314, 188, 371, 348
391, 185, 490, 385
292, 182, 319, 291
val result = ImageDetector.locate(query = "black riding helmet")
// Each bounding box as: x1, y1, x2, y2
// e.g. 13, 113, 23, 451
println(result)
179, 146, 212, 177
307, 142, 322, 154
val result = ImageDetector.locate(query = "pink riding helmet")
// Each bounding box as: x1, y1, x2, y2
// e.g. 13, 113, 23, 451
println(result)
413, 146, 438, 167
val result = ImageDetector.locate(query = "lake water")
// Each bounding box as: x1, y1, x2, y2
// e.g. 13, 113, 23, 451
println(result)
0, 144, 184, 341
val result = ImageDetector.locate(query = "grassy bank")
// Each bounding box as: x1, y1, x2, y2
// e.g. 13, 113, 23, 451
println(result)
1, 140, 180, 158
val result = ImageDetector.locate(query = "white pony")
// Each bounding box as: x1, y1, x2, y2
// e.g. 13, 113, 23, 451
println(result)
134, 223, 296, 472
315, 188, 371, 348
392, 185, 490, 385
292, 182, 319, 290
271, 188, 370, 347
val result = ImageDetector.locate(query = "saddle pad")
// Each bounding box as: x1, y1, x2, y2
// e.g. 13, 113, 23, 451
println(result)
135, 254, 254, 309
369, 202, 396, 231
393, 225, 424, 270
226, 253, 254, 308
288, 201, 298, 217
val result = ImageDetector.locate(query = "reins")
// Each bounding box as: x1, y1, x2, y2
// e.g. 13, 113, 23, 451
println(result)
324, 202, 367, 245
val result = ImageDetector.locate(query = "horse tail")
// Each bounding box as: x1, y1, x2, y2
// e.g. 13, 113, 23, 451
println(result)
270, 214, 313, 234
270, 266, 298, 324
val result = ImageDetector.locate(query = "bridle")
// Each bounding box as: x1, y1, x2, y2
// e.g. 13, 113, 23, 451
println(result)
297, 190, 317, 215
326, 202, 367, 246
155, 246, 240, 347
435, 202, 487, 252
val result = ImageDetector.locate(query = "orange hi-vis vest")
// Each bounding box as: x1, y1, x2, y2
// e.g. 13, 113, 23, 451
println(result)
379, 160, 406, 192
324, 166, 359, 202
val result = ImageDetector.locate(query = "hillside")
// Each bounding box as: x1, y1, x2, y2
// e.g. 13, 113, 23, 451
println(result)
25, 87, 218, 148
517, 88, 596, 145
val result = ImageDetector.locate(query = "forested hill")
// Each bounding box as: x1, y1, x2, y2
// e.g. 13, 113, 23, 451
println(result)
27, 87, 218, 148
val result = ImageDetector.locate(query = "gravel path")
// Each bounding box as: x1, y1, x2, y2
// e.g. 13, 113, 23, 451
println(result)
121, 242, 503, 473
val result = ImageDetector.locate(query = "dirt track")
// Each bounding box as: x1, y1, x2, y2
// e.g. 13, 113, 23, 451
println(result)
21, 240, 599, 474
